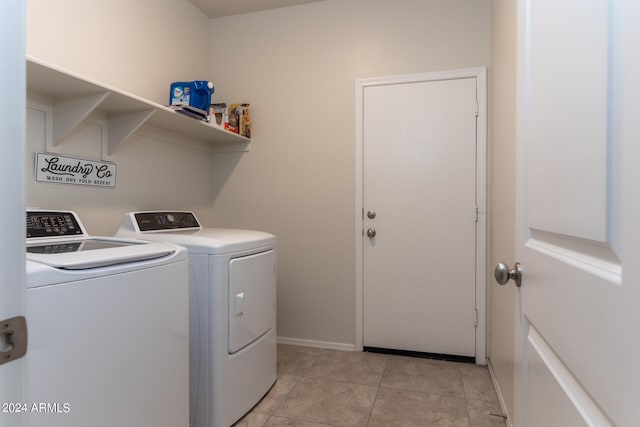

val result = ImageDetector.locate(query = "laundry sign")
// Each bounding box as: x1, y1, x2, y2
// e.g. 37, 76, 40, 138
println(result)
35, 152, 117, 188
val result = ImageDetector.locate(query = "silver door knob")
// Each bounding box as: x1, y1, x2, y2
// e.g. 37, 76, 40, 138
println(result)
367, 228, 376, 238
367, 210, 376, 219
494, 262, 522, 287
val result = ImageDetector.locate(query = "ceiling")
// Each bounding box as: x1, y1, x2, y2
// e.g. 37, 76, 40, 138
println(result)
189, 0, 326, 19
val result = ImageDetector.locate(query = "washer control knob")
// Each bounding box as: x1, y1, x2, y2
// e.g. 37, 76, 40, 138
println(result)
166, 214, 176, 223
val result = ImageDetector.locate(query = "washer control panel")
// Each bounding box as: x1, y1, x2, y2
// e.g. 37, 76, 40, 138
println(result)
26, 211, 84, 238
134, 211, 201, 232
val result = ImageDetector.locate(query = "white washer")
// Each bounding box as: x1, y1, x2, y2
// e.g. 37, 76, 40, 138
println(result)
25, 210, 189, 427
116, 211, 277, 427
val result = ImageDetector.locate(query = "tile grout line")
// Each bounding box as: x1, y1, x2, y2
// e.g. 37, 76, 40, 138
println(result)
364, 354, 390, 426
459, 364, 474, 427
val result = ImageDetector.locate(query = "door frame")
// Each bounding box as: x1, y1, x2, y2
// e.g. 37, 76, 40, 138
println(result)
354, 68, 487, 363
0, 0, 26, 424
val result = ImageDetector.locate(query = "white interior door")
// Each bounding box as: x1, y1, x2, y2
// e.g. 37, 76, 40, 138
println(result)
513, 0, 640, 425
359, 70, 486, 361
0, 1, 26, 426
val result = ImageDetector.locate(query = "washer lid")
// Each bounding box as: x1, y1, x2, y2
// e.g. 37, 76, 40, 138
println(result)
26, 238, 177, 270
26, 210, 180, 269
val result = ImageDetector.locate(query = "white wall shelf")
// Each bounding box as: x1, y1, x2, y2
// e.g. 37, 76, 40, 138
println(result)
26, 56, 250, 154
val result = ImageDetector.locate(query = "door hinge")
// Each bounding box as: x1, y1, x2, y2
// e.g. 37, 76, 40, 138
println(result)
0, 316, 28, 366
475, 99, 479, 117
474, 206, 479, 223
474, 309, 479, 327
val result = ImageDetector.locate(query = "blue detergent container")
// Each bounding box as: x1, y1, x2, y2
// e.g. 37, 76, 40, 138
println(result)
169, 81, 214, 112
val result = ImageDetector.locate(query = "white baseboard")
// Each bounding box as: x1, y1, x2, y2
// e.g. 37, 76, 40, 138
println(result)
277, 336, 356, 352
487, 359, 513, 427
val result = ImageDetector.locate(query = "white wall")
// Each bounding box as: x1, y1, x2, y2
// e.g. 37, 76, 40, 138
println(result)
205, 0, 491, 346
25, 0, 215, 235
27, 0, 210, 104
489, 0, 517, 420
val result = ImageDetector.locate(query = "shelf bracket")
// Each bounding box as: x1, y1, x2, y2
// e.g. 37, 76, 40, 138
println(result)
52, 92, 109, 145
106, 109, 155, 155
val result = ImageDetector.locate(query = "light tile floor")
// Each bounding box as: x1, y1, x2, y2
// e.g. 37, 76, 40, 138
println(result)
234, 344, 508, 427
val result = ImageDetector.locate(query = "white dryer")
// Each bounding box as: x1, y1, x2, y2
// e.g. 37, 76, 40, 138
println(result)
24, 210, 189, 427
116, 211, 277, 427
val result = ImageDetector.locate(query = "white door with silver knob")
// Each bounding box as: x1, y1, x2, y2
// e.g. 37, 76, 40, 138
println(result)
512, 1, 640, 425
357, 69, 486, 361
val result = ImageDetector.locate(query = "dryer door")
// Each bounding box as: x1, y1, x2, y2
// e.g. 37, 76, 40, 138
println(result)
228, 250, 276, 354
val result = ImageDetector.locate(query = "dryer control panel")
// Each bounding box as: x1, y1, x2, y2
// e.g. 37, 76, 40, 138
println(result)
134, 211, 201, 232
